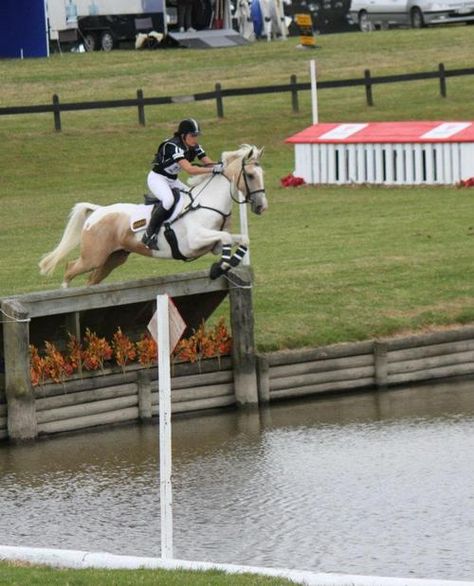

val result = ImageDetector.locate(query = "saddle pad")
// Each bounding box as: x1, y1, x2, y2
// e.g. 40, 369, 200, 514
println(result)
130, 204, 152, 232
130, 196, 187, 233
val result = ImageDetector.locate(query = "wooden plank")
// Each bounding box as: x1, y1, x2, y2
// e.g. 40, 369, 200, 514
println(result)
387, 326, 474, 351
388, 350, 474, 375
151, 383, 234, 405
269, 353, 372, 379
388, 362, 474, 385
0, 417, 7, 430
34, 370, 140, 398
0, 429, 8, 440
268, 341, 373, 366
151, 395, 235, 416
2, 270, 228, 318
388, 335, 474, 358
270, 365, 374, 391
36, 395, 138, 424
36, 383, 137, 411
270, 377, 374, 400
169, 369, 233, 389
0, 404, 6, 417
38, 407, 139, 435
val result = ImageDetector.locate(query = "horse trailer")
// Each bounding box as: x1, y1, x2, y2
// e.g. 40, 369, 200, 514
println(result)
46, 0, 166, 52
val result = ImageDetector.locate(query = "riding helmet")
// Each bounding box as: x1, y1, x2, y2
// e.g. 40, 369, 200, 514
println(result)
177, 118, 201, 136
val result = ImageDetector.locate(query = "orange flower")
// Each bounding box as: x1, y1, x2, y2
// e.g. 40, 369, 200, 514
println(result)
112, 327, 136, 373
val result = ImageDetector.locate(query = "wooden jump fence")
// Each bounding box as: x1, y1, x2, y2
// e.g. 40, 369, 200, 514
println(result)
0, 268, 257, 440
0, 63, 473, 131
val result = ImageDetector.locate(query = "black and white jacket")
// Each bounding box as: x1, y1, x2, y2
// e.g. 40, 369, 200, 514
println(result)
152, 136, 206, 179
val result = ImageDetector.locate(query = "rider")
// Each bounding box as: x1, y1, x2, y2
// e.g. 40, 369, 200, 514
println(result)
142, 118, 223, 250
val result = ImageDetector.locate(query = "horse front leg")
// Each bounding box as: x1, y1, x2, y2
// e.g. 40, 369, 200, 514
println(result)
188, 228, 249, 280
209, 238, 250, 280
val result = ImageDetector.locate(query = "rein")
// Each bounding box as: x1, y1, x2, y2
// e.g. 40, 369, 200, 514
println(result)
167, 154, 264, 227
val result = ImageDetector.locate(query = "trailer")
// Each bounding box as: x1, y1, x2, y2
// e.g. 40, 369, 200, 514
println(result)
47, 0, 166, 52
0, 0, 238, 58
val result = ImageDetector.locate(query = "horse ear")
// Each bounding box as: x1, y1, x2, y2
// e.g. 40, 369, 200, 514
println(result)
258, 147, 264, 159
247, 148, 254, 160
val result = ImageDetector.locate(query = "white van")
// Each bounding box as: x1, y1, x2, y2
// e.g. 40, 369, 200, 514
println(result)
349, 0, 474, 31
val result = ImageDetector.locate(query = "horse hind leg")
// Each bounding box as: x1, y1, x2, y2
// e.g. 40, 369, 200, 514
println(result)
87, 250, 130, 286
62, 257, 97, 288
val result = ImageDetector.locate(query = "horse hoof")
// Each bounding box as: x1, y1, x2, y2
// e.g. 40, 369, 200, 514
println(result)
209, 262, 224, 280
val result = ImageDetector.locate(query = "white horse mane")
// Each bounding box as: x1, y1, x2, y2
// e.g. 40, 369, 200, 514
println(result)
188, 144, 263, 187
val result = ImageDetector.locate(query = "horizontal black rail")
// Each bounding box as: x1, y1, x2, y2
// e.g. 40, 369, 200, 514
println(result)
0, 62, 472, 131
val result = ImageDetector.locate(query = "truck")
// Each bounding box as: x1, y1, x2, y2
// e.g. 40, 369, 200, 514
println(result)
46, 0, 167, 51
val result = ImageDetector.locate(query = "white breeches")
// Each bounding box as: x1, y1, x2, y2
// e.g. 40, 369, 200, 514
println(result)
147, 171, 188, 210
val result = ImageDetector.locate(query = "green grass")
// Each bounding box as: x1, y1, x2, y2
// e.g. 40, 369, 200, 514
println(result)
2, 29, 474, 350
0, 562, 294, 585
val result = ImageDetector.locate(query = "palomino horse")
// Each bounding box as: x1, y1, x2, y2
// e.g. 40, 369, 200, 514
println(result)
39, 145, 267, 288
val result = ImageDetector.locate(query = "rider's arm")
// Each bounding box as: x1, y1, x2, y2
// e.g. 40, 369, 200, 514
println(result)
178, 158, 214, 175
200, 155, 215, 166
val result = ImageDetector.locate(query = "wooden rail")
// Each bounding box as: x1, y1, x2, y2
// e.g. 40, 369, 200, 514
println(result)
0, 63, 473, 131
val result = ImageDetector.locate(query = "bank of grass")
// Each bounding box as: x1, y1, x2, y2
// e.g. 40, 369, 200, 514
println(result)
2, 29, 474, 350
0, 562, 294, 585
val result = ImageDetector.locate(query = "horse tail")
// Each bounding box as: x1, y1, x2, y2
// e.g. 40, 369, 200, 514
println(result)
39, 202, 100, 276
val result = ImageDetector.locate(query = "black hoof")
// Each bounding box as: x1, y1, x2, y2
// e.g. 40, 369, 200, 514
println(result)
209, 262, 224, 280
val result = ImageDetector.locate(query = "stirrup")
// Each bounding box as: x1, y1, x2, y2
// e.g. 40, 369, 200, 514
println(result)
142, 232, 159, 250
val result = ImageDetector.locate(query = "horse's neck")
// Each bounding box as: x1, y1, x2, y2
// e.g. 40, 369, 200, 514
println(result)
194, 174, 234, 214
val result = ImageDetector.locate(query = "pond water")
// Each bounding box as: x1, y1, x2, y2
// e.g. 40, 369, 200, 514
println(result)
1, 380, 474, 581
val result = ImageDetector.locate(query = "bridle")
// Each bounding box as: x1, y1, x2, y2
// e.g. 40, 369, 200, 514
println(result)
232, 157, 266, 205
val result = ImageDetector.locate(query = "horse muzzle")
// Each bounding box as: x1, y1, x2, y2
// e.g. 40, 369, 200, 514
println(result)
251, 191, 268, 215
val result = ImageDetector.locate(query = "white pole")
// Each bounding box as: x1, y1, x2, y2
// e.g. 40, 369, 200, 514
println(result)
239, 196, 250, 266
157, 294, 173, 560
310, 59, 318, 125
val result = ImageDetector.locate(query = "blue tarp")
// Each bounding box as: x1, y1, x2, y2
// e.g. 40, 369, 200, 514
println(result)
0, 0, 48, 58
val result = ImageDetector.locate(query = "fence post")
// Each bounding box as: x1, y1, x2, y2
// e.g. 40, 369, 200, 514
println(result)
364, 69, 374, 106
290, 74, 299, 113
2, 300, 37, 440
215, 83, 224, 118
228, 266, 258, 406
374, 340, 388, 389
137, 89, 146, 126
52, 94, 61, 131
438, 63, 447, 98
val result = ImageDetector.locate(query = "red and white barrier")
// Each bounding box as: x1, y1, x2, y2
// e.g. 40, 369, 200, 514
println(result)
286, 121, 474, 185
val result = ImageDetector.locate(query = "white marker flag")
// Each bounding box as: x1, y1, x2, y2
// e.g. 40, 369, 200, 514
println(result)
147, 297, 186, 353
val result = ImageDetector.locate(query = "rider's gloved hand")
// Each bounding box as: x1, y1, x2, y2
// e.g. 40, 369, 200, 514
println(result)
212, 163, 224, 174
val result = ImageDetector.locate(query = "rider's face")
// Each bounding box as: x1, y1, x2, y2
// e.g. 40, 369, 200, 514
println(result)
183, 132, 199, 147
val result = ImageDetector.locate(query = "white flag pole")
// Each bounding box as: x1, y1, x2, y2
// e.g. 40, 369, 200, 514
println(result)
310, 59, 319, 125
157, 294, 173, 559
239, 197, 250, 266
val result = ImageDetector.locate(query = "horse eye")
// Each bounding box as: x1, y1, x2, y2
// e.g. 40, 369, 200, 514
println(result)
246, 173, 255, 180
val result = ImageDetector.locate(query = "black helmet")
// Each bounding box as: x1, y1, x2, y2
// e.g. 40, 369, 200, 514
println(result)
177, 118, 201, 136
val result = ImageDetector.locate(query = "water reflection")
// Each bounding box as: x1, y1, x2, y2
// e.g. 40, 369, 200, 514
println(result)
1, 380, 474, 580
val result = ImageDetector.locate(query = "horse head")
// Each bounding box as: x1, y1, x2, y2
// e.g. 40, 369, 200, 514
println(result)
222, 144, 268, 215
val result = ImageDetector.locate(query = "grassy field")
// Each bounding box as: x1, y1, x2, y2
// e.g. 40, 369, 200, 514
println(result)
2, 28, 474, 350
0, 562, 294, 585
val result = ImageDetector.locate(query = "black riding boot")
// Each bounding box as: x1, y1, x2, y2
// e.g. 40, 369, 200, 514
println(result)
142, 202, 171, 250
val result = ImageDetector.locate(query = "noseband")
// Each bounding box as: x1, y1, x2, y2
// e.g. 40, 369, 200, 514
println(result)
234, 158, 266, 204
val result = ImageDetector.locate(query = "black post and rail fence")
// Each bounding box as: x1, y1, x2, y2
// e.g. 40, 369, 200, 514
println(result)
1, 63, 473, 132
